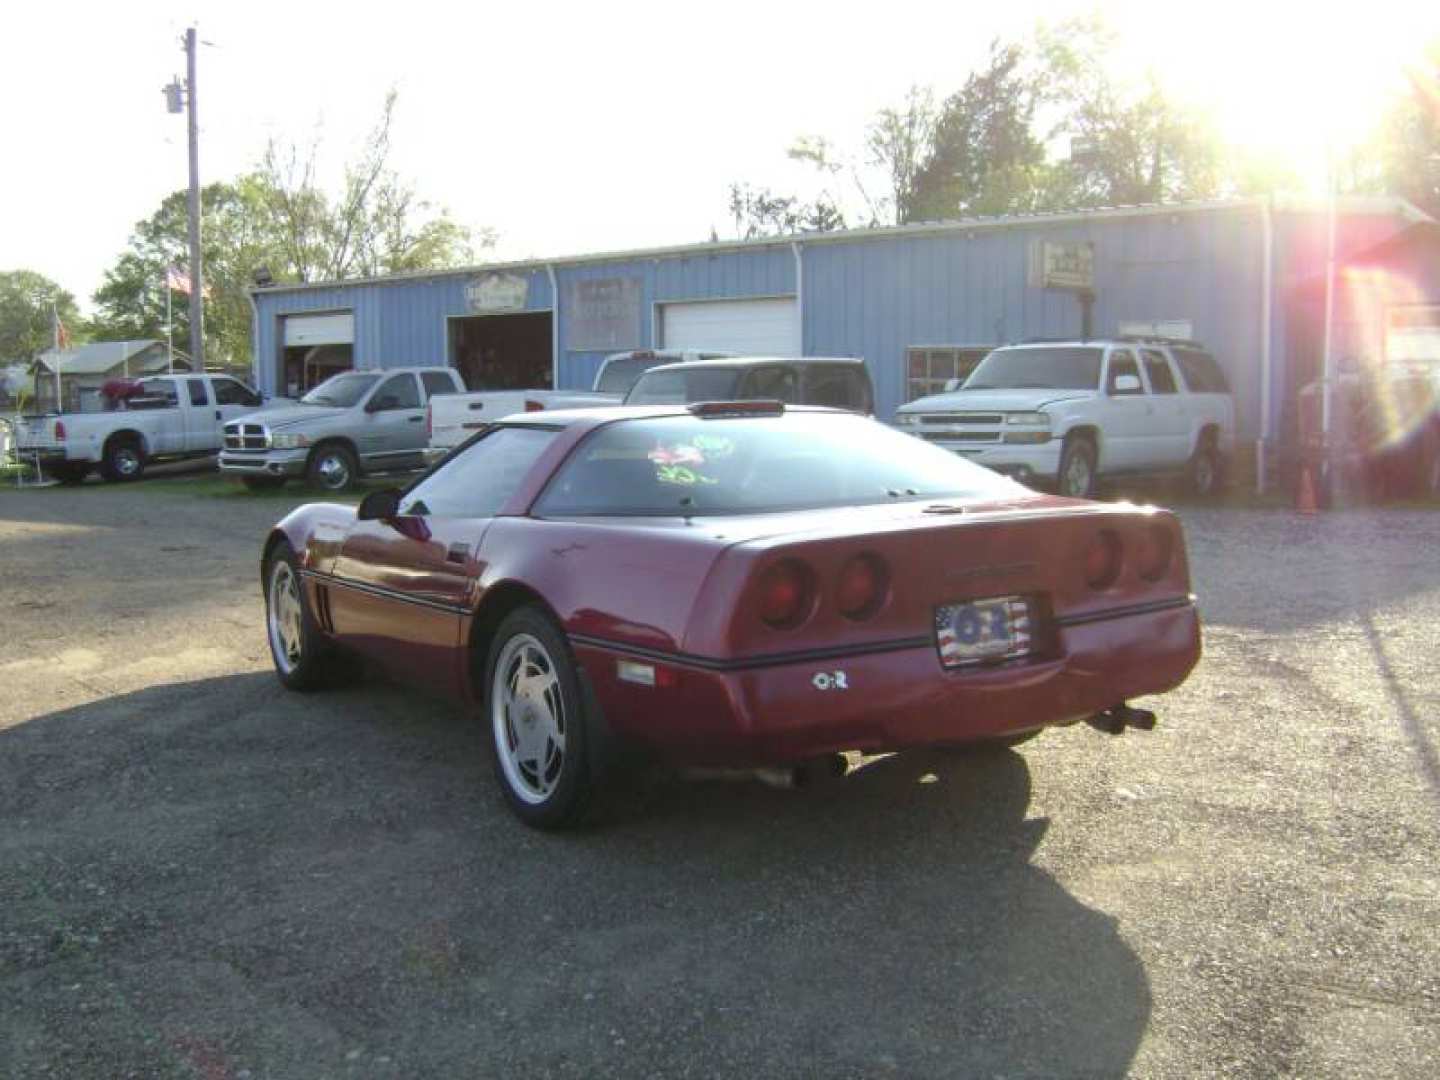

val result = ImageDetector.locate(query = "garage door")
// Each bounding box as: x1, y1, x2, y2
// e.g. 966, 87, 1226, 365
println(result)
283, 312, 354, 347
660, 298, 798, 356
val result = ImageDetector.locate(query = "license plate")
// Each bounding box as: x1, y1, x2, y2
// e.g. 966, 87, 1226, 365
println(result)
934, 595, 1032, 668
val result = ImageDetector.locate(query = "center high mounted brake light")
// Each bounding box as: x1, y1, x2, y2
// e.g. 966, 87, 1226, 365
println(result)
687, 400, 786, 419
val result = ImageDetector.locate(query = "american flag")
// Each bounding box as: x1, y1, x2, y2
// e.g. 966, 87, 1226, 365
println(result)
165, 265, 192, 295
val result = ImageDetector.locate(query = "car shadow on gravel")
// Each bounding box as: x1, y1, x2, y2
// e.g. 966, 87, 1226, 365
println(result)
2, 675, 1151, 1078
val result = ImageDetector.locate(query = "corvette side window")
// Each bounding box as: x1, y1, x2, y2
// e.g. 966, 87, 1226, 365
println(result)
401, 426, 556, 518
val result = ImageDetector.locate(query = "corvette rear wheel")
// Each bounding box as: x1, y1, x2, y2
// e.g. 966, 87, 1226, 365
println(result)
487, 607, 592, 829
264, 541, 335, 691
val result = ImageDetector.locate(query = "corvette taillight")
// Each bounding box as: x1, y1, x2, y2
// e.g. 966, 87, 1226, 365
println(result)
1084, 530, 1123, 589
758, 559, 814, 629
1134, 523, 1174, 582
54, 420, 66, 442
524, 399, 545, 412
836, 554, 887, 620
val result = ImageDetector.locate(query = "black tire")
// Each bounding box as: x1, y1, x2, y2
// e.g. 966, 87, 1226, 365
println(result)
100, 437, 145, 483
51, 464, 89, 486
1057, 436, 1097, 499
1188, 441, 1222, 497
263, 541, 337, 692
306, 443, 358, 492
242, 475, 287, 492
485, 605, 594, 829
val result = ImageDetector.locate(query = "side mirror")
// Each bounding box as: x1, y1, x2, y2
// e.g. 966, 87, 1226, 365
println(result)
358, 488, 402, 521
1111, 374, 1142, 394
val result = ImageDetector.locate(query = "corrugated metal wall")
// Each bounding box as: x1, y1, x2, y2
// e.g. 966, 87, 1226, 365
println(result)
251, 205, 1423, 443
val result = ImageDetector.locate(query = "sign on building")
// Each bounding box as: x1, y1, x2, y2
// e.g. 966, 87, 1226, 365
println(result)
466, 272, 530, 313
1029, 241, 1095, 291
1119, 319, 1194, 341
564, 277, 643, 351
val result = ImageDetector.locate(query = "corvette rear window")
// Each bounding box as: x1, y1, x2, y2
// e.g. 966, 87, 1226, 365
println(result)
534, 413, 1020, 517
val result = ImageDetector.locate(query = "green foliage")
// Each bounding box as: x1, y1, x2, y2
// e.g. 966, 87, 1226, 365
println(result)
0, 271, 84, 362
257, 90, 484, 282
908, 42, 1049, 221
90, 91, 487, 366
1346, 59, 1440, 216
727, 183, 846, 239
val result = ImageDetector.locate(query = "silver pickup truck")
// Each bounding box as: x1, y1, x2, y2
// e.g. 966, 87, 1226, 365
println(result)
218, 366, 465, 491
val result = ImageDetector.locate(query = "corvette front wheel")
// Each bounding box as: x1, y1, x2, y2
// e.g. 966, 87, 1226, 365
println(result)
486, 607, 593, 829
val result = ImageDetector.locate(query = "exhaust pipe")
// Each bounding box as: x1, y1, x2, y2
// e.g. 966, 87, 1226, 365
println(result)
1085, 703, 1158, 736
685, 753, 849, 791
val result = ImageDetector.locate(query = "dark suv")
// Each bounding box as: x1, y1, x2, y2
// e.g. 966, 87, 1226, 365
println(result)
623, 356, 874, 413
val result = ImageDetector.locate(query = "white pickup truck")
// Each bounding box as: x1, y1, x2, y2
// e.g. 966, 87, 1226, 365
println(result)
14, 373, 265, 484
426, 348, 731, 452
893, 338, 1235, 498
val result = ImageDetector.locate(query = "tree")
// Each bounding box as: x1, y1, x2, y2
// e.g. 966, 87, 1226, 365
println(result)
90, 180, 272, 368
865, 86, 939, 224
907, 41, 1048, 220
259, 90, 485, 282
1346, 54, 1440, 216
1032, 17, 1221, 208
0, 271, 84, 362
91, 91, 488, 367
727, 183, 846, 239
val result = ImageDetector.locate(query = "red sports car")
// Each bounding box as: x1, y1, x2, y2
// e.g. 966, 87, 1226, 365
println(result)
262, 402, 1200, 827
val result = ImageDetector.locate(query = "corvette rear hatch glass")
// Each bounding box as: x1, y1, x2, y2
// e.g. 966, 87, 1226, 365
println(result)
535, 413, 1023, 516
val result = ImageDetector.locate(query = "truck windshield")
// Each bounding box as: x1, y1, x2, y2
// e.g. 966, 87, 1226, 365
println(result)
964, 347, 1103, 391
625, 368, 741, 405
301, 373, 380, 407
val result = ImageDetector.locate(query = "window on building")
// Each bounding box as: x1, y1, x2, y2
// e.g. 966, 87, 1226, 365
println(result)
1142, 350, 1178, 394
905, 347, 991, 401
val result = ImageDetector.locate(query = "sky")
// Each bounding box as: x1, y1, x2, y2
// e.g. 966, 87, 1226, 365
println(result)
2, 0, 1435, 312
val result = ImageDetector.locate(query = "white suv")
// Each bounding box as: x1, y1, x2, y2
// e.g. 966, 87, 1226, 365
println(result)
893, 339, 1235, 498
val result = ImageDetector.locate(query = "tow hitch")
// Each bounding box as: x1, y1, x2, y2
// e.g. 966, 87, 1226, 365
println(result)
1086, 702, 1157, 735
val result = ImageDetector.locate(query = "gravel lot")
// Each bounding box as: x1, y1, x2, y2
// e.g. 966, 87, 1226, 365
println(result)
1, 475, 1437, 1078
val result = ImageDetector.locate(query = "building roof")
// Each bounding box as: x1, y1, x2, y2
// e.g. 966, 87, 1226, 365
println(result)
249, 195, 1433, 298
33, 340, 173, 375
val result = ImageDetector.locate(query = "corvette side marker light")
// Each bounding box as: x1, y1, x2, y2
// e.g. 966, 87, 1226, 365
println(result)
617, 661, 656, 686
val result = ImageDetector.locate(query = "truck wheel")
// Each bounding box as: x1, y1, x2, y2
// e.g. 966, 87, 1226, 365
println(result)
1057, 437, 1097, 499
101, 438, 145, 483
1188, 443, 1222, 497
306, 444, 357, 492
242, 476, 287, 493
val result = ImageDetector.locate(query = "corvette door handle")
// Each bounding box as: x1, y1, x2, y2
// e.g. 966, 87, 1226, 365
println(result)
407, 416, 423, 422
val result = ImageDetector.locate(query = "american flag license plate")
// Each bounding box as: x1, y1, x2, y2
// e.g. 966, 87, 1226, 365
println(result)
935, 596, 1032, 669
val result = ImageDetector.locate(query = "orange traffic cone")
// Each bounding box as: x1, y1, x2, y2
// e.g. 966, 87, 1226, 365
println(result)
1296, 464, 1318, 515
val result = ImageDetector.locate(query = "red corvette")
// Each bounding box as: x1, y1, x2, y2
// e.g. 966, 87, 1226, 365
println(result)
262, 402, 1200, 827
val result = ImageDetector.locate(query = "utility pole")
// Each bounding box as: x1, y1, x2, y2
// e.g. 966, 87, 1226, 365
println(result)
183, 27, 204, 371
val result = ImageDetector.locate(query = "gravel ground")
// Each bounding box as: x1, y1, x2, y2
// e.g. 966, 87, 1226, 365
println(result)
0, 477, 1437, 1078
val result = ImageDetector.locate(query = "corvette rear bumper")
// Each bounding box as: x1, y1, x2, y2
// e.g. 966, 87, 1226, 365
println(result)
572, 599, 1200, 766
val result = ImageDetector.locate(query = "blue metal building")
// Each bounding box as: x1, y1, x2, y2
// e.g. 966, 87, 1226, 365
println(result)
247, 195, 1432, 482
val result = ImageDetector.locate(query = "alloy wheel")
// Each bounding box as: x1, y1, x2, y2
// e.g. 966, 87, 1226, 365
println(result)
267, 561, 304, 674
492, 633, 567, 805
